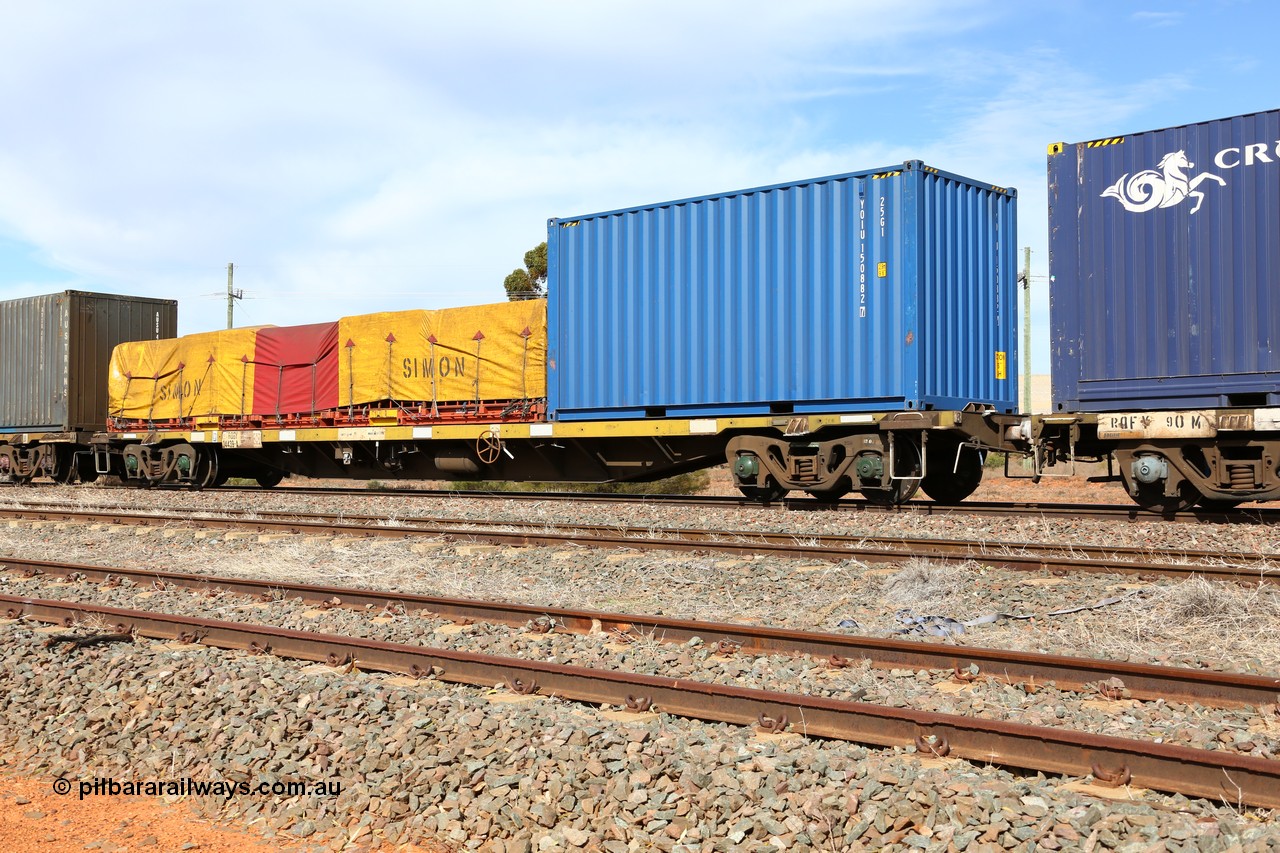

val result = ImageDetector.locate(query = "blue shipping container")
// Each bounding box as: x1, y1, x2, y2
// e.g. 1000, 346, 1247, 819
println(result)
547, 161, 1018, 420
1049, 108, 1280, 411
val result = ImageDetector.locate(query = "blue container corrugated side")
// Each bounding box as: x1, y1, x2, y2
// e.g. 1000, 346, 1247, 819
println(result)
547, 161, 1018, 420
1049, 109, 1280, 411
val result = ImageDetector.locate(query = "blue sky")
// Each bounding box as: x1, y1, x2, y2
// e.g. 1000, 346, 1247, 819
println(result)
0, 1, 1273, 374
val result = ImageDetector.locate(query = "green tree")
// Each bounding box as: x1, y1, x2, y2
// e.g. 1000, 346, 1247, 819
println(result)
504, 241, 547, 300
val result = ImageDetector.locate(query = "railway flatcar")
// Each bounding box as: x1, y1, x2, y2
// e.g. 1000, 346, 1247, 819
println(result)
1006, 108, 1280, 511
90, 161, 1020, 505
0, 291, 176, 484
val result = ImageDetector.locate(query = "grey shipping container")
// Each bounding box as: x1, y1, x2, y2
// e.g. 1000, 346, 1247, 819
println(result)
548, 161, 1019, 420
0, 291, 178, 433
1048, 108, 1280, 411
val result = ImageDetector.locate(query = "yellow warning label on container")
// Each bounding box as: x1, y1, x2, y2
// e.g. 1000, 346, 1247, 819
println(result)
876, 262, 887, 278
995, 351, 1007, 380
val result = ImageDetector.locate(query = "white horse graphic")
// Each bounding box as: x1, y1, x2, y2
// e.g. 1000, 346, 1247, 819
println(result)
1101, 150, 1226, 215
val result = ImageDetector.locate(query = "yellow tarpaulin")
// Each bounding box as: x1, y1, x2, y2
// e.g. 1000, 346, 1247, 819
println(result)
337, 300, 546, 407
108, 328, 262, 420
106, 299, 546, 421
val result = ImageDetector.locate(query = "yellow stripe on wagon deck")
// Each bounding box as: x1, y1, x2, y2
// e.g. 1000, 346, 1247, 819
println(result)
120, 410, 943, 445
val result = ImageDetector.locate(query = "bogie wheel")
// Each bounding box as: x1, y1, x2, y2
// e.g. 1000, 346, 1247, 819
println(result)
738, 479, 788, 504
805, 487, 850, 502
54, 450, 79, 485
921, 441, 985, 505
256, 469, 285, 489
193, 449, 219, 490
860, 435, 922, 506
805, 476, 851, 502
860, 479, 921, 506
74, 452, 100, 485
1127, 479, 1200, 514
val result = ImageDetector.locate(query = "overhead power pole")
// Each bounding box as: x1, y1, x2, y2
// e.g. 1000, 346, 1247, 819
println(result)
226, 262, 243, 329
1022, 247, 1032, 413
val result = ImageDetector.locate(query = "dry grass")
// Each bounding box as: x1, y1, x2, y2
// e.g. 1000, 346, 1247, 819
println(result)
1042, 576, 1280, 671
1139, 576, 1280, 637
874, 558, 972, 611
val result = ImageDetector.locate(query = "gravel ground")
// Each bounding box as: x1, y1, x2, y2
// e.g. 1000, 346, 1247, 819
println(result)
2, 619, 1278, 852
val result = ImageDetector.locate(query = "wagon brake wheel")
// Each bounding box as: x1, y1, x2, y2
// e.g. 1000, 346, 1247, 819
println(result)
476, 431, 503, 465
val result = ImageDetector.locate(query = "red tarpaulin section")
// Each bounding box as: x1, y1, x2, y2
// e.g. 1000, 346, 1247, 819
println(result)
250, 322, 339, 415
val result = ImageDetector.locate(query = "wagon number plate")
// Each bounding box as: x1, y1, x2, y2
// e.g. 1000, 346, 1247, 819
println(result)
221, 429, 263, 449
1097, 411, 1216, 440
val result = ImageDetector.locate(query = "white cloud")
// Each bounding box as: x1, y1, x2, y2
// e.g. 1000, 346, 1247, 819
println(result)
1132, 10, 1185, 27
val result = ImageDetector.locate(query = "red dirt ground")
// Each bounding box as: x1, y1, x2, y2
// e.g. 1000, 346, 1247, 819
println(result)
0, 773, 448, 852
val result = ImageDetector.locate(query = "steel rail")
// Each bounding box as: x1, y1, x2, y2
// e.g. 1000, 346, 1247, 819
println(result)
0, 505, 1274, 583
7, 481, 1279, 523
4, 593, 1279, 809
1, 502, 1271, 564
3, 557, 1278, 709
163, 485, 1280, 523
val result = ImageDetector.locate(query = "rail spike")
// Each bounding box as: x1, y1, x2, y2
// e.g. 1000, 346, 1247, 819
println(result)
506, 676, 539, 695
1091, 762, 1132, 788
756, 712, 789, 734
624, 695, 652, 712
915, 731, 951, 758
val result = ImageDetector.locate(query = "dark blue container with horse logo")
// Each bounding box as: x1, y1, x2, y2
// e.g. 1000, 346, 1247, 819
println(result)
1048, 108, 1280, 412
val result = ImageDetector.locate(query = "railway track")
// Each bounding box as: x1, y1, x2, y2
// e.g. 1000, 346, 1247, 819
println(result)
183, 485, 1280, 523
8, 481, 1280, 523
6, 592, 1279, 809
0, 503, 1275, 583
4, 556, 1277, 709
